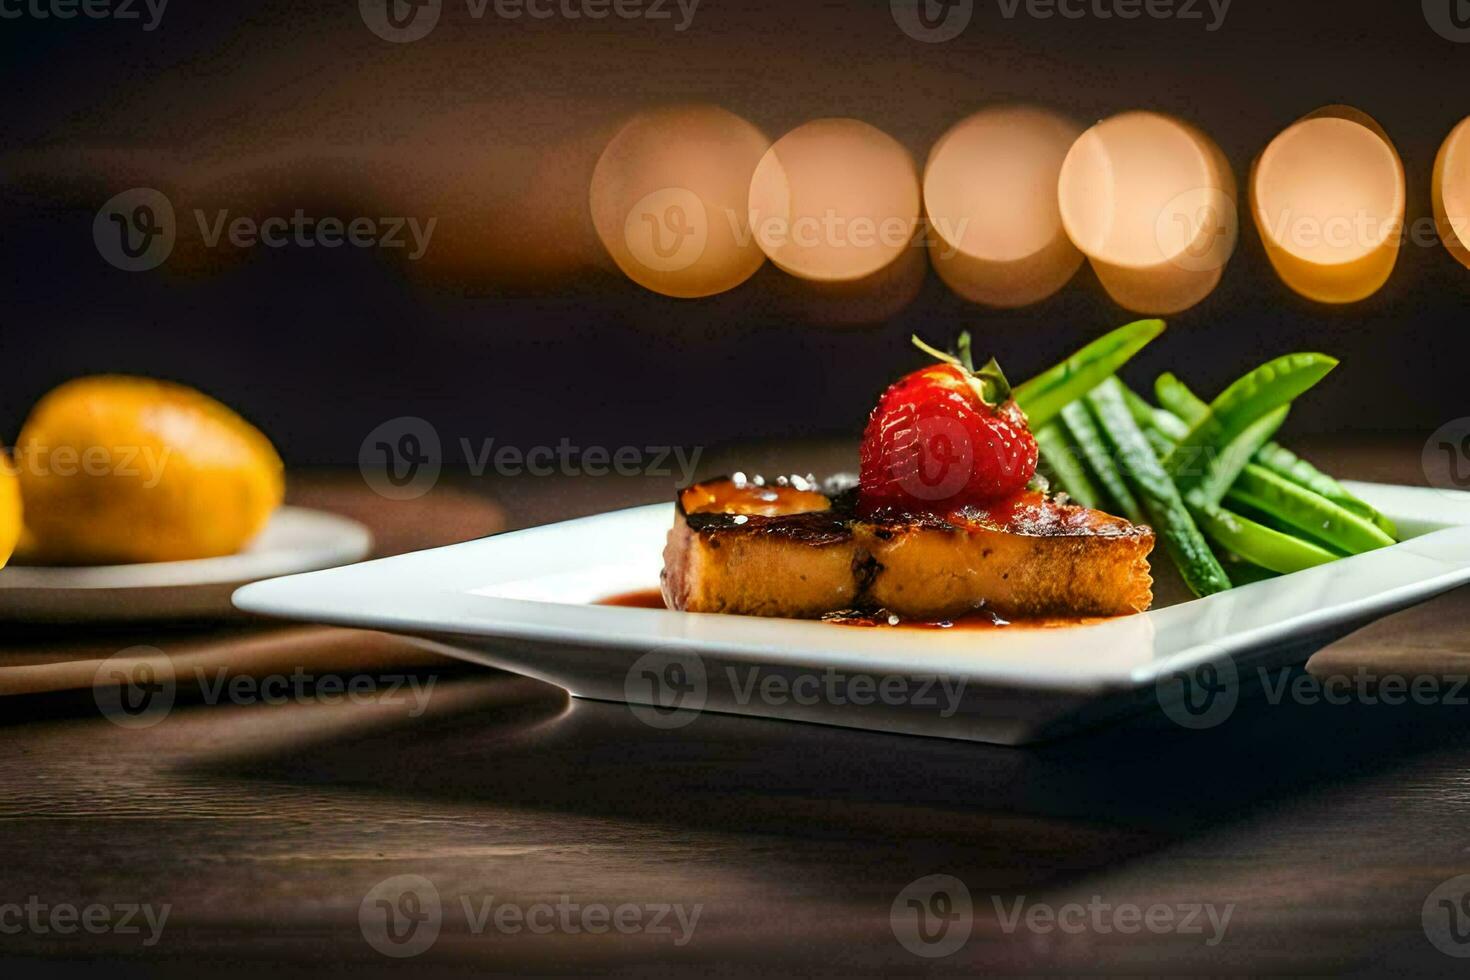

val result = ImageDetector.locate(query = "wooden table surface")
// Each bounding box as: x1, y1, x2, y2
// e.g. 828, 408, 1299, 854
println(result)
5, 440, 1470, 977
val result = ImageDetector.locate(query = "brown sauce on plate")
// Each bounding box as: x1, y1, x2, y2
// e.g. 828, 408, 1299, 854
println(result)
599, 588, 669, 609
595, 589, 1102, 629
819, 610, 1103, 630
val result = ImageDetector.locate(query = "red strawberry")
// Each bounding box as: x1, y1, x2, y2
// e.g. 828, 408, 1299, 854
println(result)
858, 335, 1038, 516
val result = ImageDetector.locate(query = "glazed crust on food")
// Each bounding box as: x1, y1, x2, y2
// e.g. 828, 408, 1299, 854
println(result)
661, 477, 1154, 620
661, 480, 861, 619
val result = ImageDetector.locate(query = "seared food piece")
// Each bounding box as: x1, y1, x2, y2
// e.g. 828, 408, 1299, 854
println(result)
662, 477, 1155, 620
856, 493, 1154, 619
661, 477, 861, 619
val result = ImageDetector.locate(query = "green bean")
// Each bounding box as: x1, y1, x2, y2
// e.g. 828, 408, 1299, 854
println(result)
1148, 395, 1388, 553
1143, 427, 1176, 460
1034, 423, 1102, 510
1120, 383, 1160, 429
1139, 397, 1191, 450
1223, 495, 1330, 545
1014, 319, 1165, 429
1192, 503, 1340, 575
1060, 401, 1145, 523
1163, 353, 1339, 495
1221, 559, 1280, 585
1249, 442, 1350, 501
1227, 465, 1396, 555
1157, 373, 1396, 538
1252, 443, 1398, 538
1087, 379, 1232, 597
1121, 380, 1189, 450
1189, 405, 1289, 508
1154, 372, 1210, 425
1134, 390, 1283, 506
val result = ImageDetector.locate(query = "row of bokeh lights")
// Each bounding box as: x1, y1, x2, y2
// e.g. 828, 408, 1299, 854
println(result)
590, 105, 1470, 312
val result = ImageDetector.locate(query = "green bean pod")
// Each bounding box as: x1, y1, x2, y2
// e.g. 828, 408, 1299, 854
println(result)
1158, 373, 1396, 539
1163, 353, 1338, 495
1190, 405, 1289, 508
1087, 379, 1231, 597
1192, 503, 1341, 575
1251, 443, 1398, 538
1227, 465, 1397, 555
1060, 400, 1145, 524
1014, 319, 1165, 429
1034, 422, 1102, 510
1154, 372, 1210, 425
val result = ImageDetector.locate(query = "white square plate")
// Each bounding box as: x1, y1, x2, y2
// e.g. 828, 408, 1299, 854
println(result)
233, 482, 1470, 744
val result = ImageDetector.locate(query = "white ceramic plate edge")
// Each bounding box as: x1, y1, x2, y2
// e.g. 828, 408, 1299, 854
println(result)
233, 482, 1470, 697
0, 507, 372, 590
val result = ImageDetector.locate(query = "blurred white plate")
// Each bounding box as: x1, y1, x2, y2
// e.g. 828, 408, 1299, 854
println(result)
0, 507, 372, 623
233, 483, 1470, 745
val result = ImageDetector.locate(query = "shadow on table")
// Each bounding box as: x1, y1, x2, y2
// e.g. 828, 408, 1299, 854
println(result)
185, 663, 1470, 892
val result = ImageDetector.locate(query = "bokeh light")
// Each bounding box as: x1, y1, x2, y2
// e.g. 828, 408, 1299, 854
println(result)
1058, 110, 1237, 315
748, 118, 920, 283
590, 105, 770, 299
923, 106, 1083, 308
768, 236, 927, 327
1251, 106, 1405, 304
1434, 116, 1470, 271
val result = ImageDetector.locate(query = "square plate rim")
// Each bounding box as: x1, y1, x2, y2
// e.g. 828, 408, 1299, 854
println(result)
233, 481, 1470, 695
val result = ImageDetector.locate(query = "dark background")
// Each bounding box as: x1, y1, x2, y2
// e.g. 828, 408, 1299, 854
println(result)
0, 0, 1464, 468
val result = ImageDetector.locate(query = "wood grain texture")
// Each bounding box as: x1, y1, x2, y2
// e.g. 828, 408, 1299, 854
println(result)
3, 438, 1470, 977
0, 474, 506, 686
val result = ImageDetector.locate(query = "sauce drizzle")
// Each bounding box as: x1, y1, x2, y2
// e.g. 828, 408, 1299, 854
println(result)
595, 589, 1103, 629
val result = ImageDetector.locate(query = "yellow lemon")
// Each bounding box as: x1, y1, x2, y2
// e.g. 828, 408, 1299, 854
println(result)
0, 457, 19, 569
16, 376, 284, 565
